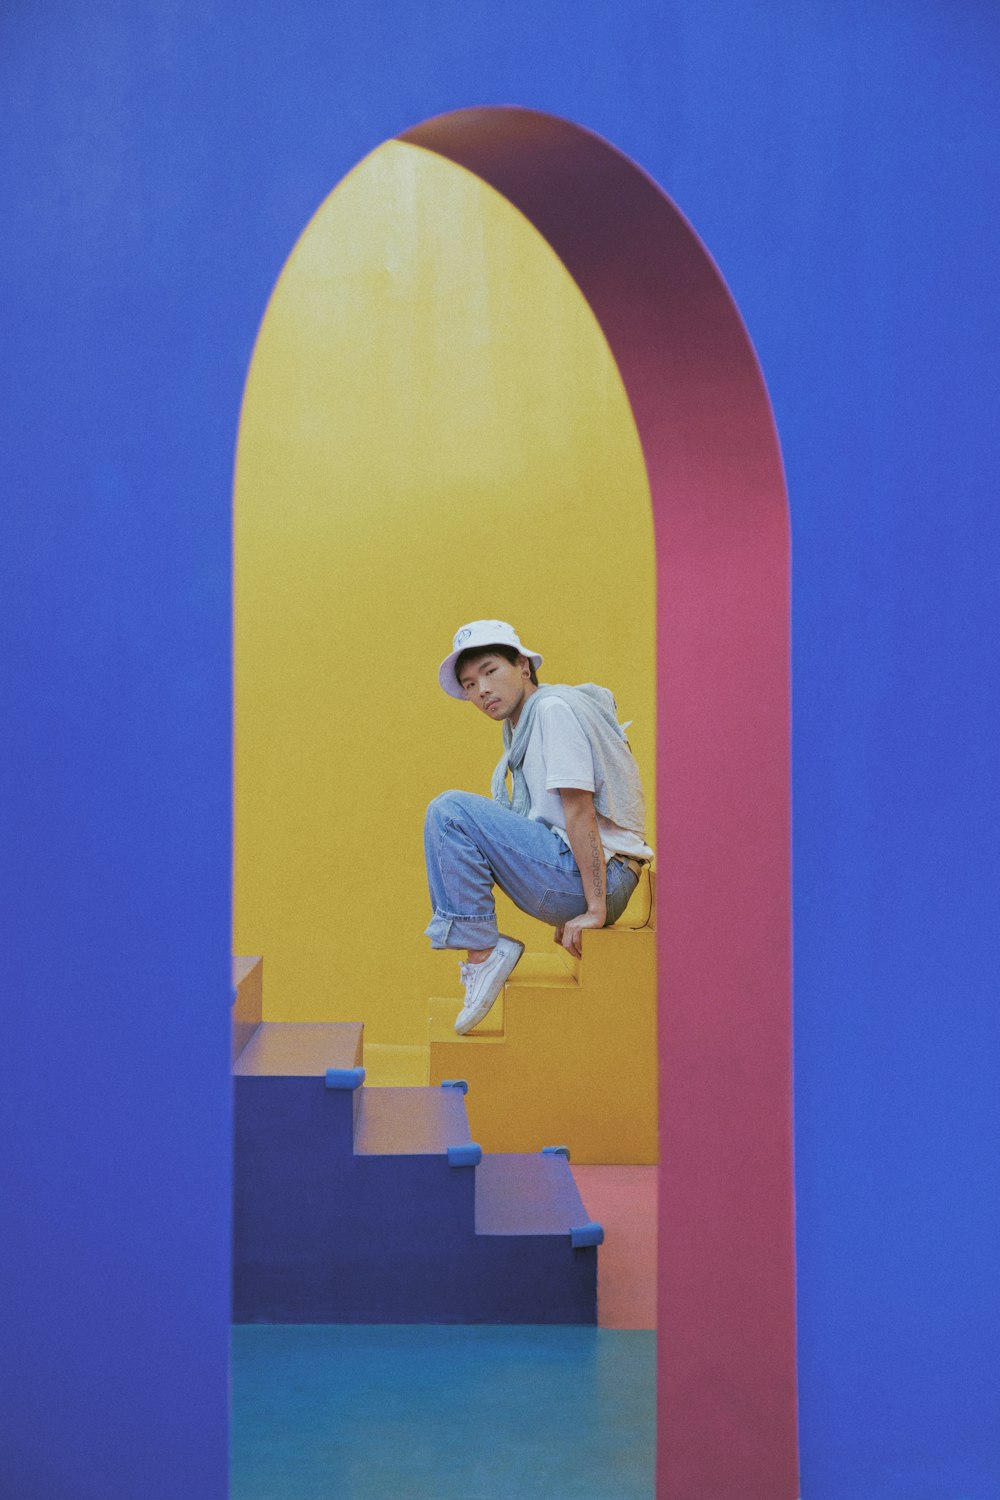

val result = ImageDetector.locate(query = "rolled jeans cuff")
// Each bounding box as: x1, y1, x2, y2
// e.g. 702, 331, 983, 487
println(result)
425, 909, 499, 950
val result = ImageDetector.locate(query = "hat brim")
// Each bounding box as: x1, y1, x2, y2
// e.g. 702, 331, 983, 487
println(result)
438, 646, 543, 699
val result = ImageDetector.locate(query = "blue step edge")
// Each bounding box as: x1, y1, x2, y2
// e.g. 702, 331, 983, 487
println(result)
570, 1220, 605, 1248
447, 1142, 483, 1167
542, 1144, 571, 1160
325, 1066, 366, 1091
440, 1079, 469, 1094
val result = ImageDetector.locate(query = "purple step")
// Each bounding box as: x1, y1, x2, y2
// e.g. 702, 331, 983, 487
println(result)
475, 1153, 589, 1234
462, 1154, 599, 1323
233, 1020, 362, 1077
355, 1086, 471, 1156
234, 1021, 367, 1156
233, 1018, 598, 1324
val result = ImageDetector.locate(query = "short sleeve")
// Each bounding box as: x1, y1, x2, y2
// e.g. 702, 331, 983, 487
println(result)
536, 698, 595, 793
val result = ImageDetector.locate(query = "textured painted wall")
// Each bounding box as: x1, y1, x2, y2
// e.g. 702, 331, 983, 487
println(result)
233, 139, 654, 1042
2, 3, 997, 1498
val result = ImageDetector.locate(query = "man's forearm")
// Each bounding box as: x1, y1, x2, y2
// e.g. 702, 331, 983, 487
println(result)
561, 791, 606, 917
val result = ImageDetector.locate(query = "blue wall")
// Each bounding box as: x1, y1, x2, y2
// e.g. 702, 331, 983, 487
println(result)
2, 3, 997, 1497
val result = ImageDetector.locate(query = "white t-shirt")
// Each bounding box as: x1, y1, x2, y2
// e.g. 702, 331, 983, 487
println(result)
519, 696, 654, 861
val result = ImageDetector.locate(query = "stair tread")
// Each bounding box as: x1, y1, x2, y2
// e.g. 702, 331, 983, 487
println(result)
428, 996, 505, 1043
475, 1153, 589, 1235
233, 1021, 363, 1077
355, 1086, 471, 1156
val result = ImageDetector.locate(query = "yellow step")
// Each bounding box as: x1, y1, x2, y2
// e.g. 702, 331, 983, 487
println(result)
428, 993, 506, 1042
508, 949, 578, 987
429, 916, 657, 1165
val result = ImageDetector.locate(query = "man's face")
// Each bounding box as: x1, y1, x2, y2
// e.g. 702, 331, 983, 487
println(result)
457, 651, 532, 723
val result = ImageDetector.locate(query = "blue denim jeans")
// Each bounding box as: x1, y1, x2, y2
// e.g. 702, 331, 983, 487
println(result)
424, 790, 639, 949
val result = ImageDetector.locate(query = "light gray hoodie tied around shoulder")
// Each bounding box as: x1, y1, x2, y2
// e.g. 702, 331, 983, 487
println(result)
490, 683, 646, 835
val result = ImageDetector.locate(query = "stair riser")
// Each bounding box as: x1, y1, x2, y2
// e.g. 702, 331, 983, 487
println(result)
234, 1238, 596, 1324
235, 1084, 475, 1261
234, 1075, 359, 1156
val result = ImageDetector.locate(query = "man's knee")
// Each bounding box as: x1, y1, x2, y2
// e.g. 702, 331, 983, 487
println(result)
425, 789, 475, 830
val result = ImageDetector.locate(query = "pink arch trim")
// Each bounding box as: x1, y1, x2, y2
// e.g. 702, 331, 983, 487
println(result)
401, 107, 798, 1500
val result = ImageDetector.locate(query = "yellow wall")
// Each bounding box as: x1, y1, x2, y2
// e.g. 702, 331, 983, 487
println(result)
234, 139, 655, 1043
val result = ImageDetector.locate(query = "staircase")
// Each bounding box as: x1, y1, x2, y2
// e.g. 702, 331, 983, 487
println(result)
231, 959, 602, 1324
365, 870, 657, 1164
423, 868, 657, 1164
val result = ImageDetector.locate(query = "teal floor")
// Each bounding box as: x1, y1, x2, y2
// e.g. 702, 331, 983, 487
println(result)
231, 1325, 655, 1500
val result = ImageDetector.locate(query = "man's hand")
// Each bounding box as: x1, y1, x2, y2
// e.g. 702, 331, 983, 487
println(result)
555, 910, 604, 958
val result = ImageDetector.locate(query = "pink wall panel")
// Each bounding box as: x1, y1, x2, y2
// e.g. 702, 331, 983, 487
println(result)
404, 107, 797, 1500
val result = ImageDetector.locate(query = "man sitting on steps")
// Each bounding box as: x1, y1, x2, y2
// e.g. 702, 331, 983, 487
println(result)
424, 619, 654, 1036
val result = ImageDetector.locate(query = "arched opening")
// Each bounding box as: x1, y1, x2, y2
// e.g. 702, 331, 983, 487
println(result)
400, 107, 797, 1500
233, 130, 655, 1063
235, 105, 796, 1499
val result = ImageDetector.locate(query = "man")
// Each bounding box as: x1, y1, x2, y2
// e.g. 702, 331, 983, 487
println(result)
424, 619, 654, 1034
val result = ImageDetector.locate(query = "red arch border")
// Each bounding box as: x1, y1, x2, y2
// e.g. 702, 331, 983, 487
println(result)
401, 107, 798, 1500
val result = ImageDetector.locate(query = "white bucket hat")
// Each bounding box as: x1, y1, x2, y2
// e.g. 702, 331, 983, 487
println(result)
438, 620, 543, 700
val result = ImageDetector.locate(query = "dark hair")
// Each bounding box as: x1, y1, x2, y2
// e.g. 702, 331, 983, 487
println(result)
454, 642, 539, 688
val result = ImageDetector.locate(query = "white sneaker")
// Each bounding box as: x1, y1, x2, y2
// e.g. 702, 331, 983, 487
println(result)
454, 936, 525, 1035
